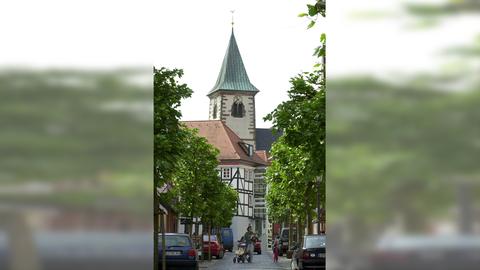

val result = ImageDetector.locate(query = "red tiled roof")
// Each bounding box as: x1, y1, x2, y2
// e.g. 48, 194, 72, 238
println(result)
183, 120, 268, 166
255, 150, 270, 165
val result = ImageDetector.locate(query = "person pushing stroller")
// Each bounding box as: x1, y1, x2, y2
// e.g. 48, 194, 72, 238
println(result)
243, 225, 255, 263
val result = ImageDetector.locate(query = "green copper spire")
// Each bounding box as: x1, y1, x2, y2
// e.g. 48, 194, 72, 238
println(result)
208, 29, 259, 96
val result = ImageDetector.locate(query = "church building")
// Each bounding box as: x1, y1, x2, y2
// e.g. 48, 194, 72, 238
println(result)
182, 28, 280, 242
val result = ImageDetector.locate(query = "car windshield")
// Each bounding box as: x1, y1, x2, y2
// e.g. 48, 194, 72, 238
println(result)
305, 236, 326, 248
222, 230, 232, 237
165, 235, 191, 247
203, 235, 218, 242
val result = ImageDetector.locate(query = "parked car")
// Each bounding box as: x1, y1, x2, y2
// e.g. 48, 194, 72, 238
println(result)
202, 234, 224, 259
159, 233, 198, 270
370, 234, 480, 270
212, 227, 234, 252
279, 227, 297, 256
254, 235, 262, 254
291, 234, 326, 270
221, 228, 234, 252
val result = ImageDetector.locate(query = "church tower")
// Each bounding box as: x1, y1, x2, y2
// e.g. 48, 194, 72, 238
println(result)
208, 28, 259, 149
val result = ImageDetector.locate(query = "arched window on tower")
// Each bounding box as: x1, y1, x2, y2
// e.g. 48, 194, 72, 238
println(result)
231, 100, 245, 118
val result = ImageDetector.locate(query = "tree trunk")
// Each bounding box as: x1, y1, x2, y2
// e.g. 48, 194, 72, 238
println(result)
216, 226, 221, 247
208, 223, 212, 261
189, 215, 193, 238
288, 213, 292, 251
160, 212, 166, 270
316, 175, 322, 234
295, 218, 302, 244
307, 210, 313, 235
153, 184, 160, 270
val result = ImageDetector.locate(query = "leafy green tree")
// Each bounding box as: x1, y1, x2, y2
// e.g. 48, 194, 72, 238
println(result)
154, 67, 192, 188
166, 126, 237, 261
200, 179, 236, 260
168, 127, 220, 235
264, 0, 327, 237
154, 67, 192, 270
265, 138, 317, 225
265, 69, 326, 207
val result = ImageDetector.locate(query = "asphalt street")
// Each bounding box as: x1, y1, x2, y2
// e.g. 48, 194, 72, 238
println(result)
199, 246, 291, 270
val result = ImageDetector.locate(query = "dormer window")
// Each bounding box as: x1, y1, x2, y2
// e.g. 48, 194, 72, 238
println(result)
239, 142, 254, 156
231, 96, 245, 118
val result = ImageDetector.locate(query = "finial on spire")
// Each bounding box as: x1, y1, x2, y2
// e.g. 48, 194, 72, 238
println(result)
230, 10, 235, 28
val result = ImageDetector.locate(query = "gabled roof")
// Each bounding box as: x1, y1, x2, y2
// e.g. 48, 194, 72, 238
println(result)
183, 120, 268, 166
255, 128, 282, 152
208, 29, 259, 96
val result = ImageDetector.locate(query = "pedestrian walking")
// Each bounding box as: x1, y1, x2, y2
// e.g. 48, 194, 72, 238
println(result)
273, 235, 279, 263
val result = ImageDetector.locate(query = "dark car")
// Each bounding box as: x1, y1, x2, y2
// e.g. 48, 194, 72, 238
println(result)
159, 233, 198, 270
291, 234, 326, 270
202, 234, 224, 259
279, 227, 297, 256
370, 234, 480, 270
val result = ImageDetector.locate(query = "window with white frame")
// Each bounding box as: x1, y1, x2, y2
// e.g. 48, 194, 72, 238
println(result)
222, 167, 230, 179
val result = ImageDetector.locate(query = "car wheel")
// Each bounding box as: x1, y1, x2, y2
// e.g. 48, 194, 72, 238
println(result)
258, 251, 261, 255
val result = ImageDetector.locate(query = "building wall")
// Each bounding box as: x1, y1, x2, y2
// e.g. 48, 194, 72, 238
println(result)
219, 164, 255, 218
208, 94, 222, 120
231, 216, 254, 243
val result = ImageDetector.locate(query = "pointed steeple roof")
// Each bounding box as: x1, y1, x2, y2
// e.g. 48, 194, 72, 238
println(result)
208, 29, 259, 96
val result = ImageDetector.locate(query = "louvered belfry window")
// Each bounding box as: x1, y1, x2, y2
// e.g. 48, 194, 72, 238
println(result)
231, 101, 244, 118
213, 103, 218, 119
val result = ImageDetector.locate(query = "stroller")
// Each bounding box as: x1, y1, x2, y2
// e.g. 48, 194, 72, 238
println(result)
233, 238, 251, 263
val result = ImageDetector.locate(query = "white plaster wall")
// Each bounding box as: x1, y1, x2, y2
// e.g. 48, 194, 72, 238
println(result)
231, 216, 254, 243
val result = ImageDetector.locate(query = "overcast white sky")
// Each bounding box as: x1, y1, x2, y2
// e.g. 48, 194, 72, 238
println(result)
155, 0, 324, 128
1, 0, 478, 127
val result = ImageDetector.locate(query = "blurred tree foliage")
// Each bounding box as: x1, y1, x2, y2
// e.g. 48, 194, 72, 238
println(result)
323, 1, 480, 242
0, 69, 152, 212
328, 75, 480, 232
406, 0, 480, 16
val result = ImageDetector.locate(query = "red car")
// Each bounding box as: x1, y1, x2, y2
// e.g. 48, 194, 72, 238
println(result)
202, 235, 224, 259
254, 239, 262, 254
252, 236, 262, 254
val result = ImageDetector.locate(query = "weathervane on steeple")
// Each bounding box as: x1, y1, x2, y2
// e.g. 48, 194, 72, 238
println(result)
230, 10, 235, 28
